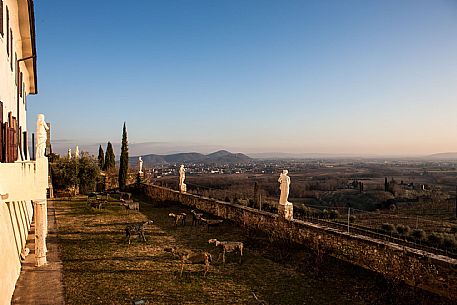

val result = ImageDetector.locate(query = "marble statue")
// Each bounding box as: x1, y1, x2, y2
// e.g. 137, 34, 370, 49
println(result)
138, 157, 143, 174
68, 148, 72, 159
278, 170, 290, 205
179, 164, 187, 193
278, 169, 293, 220
36, 114, 49, 158
75, 146, 80, 159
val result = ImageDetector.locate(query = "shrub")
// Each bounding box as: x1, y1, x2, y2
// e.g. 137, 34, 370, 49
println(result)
427, 232, 444, 247
396, 224, 411, 239
443, 233, 457, 251
450, 226, 457, 234
381, 223, 396, 236
321, 209, 329, 219
411, 229, 426, 242
248, 199, 255, 208
329, 209, 340, 220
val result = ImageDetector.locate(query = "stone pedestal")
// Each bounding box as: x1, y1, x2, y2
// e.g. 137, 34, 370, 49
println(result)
179, 183, 187, 193
278, 202, 293, 220
34, 200, 47, 267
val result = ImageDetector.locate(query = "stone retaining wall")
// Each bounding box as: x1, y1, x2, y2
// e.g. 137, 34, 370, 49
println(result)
138, 184, 457, 300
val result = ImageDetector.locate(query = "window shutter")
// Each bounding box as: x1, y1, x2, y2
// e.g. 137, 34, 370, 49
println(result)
19, 72, 23, 97
10, 38, 14, 71
0, 0, 3, 37
14, 53, 17, 82
6, 6, 9, 55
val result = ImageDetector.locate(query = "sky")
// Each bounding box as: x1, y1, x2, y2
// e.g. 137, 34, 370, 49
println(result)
27, 0, 457, 157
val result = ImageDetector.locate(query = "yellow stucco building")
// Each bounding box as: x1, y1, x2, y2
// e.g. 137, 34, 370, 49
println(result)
0, 1, 48, 304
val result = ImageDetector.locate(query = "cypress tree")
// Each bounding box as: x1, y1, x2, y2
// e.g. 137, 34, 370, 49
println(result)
104, 142, 115, 171
98, 145, 105, 170
118, 122, 129, 190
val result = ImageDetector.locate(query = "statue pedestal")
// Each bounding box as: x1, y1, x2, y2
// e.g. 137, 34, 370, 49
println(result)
179, 183, 187, 193
278, 202, 293, 220
34, 200, 47, 267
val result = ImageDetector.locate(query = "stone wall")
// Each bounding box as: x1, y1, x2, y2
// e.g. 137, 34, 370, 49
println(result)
138, 184, 457, 300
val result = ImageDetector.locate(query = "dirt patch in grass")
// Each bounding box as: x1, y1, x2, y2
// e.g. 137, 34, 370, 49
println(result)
54, 198, 451, 305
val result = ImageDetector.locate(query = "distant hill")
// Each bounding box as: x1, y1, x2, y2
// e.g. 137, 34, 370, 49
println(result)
130, 150, 252, 167
247, 152, 368, 159
206, 150, 252, 163
425, 152, 457, 160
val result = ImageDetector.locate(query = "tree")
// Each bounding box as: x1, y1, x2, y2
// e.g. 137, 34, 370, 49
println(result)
104, 142, 115, 171
118, 122, 129, 190
98, 145, 105, 170
77, 153, 101, 194
51, 156, 78, 192
51, 153, 100, 194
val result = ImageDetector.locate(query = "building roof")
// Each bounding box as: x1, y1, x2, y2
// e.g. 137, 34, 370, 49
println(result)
17, 0, 38, 94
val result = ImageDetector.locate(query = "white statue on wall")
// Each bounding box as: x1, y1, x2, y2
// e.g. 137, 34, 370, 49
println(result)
36, 114, 49, 158
278, 170, 291, 205
138, 156, 143, 174
75, 146, 80, 159
179, 164, 187, 193
68, 148, 72, 159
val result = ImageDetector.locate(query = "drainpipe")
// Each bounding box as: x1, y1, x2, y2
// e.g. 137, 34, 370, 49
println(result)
16, 55, 35, 161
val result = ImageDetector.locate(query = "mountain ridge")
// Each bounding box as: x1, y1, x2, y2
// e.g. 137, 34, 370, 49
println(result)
129, 150, 252, 166
425, 152, 457, 160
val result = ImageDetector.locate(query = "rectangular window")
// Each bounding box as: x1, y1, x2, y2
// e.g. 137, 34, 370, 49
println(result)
10, 40, 13, 71
0, 0, 4, 37
0, 101, 3, 162
19, 72, 23, 97
6, 6, 9, 55
23, 131, 27, 160
15, 54, 17, 83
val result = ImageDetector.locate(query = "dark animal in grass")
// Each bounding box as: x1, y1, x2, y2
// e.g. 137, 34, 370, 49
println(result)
168, 213, 186, 227
125, 220, 153, 244
200, 217, 223, 232
89, 200, 105, 209
190, 209, 203, 226
208, 238, 243, 264
164, 247, 212, 276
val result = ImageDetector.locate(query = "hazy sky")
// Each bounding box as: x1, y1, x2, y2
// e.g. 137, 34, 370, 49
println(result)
27, 0, 457, 156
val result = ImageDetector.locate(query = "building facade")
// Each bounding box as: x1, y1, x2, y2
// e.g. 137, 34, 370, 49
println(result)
0, 1, 48, 304
0, 0, 37, 162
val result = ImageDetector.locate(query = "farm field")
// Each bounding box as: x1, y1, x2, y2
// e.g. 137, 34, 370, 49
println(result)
54, 198, 451, 305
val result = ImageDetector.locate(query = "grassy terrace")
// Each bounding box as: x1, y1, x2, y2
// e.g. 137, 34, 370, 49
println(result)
54, 198, 451, 305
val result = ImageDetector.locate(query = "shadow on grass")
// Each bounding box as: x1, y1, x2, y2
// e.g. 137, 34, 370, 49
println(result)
54, 198, 454, 305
